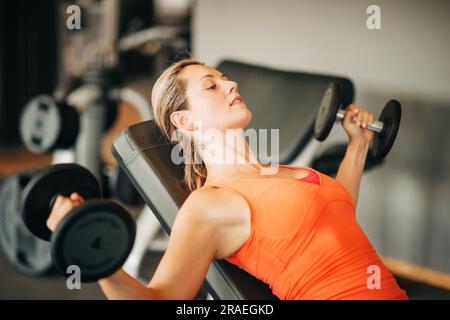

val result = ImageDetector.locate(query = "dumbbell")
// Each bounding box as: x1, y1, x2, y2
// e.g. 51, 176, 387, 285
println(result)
21, 163, 135, 282
314, 82, 402, 159
20, 95, 80, 154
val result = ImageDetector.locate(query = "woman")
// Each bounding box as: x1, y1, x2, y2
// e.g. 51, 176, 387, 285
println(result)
47, 58, 408, 300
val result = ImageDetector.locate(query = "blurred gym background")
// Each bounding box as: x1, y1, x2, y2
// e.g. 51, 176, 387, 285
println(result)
0, 0, 449, 299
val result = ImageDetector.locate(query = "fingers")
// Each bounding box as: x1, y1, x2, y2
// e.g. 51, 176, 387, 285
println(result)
53, 195, 64, 209
363, 112, 374, 129
345, 104, 375, 128
346, 104, 359, 113
47, 193, 84, 232
343, 104, 358, 122
57, 194, 83, 213
59, 198, 78, 213
359, 110, 374, 129
70, 192, 85, 204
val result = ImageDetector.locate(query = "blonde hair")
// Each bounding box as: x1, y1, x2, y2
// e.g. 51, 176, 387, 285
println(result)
151, 58, 207, 192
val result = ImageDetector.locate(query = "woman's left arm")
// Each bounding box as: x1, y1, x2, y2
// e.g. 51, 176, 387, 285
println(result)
335, 104, 375, 207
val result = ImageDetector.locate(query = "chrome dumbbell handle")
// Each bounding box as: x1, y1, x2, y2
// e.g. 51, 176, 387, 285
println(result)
336, 109, 384, 133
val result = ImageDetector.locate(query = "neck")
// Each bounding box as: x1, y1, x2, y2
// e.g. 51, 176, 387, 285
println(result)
197, 128, 276, 183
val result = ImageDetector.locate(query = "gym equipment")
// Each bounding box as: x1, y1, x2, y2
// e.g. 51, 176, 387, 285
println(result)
19, 68, 149, 208
314, 82, 402, 159
109, 166, 144, 207
21, 163, 136, 282
20, 95, 80, 154
0, 171, 53, 276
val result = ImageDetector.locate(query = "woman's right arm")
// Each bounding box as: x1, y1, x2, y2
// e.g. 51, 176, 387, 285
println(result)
48, 188, 221, 300
98, 269, 159, 299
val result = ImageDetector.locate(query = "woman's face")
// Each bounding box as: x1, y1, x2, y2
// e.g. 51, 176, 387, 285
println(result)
175, 64, 252, 132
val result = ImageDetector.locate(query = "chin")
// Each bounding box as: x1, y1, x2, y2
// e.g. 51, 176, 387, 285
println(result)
242, 107, 252, 126
233, 110, 252, 129
219, 105, 252, 130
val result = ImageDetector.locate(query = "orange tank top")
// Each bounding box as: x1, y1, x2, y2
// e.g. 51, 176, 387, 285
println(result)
207, 165, 408, 300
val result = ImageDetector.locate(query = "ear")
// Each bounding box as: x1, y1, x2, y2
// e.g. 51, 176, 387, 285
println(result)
170, 110, 196, 131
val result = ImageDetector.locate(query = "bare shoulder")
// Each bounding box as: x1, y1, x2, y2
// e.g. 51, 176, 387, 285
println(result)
180, 185, 251, 259
181, 185, 243, 216
174, 187, 224, 230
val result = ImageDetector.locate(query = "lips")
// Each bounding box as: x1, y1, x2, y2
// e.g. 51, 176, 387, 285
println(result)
229, 95, 243, 106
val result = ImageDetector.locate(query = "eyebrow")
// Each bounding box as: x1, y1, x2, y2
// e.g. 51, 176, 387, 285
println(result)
199, 73, 227, 82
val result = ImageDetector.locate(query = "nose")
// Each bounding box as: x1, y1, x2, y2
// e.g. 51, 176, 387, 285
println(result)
227, 80, 239, 95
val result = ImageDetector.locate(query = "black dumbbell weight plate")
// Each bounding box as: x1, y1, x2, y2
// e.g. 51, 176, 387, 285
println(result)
314, 82, 341, 141
372, 100, 401, 159
51, 200, 135, 282
0, 172, 53, 276
21, 164, 102, 241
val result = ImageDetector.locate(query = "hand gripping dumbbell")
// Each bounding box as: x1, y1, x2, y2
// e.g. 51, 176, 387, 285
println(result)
21, 163, 135, 282
314, 82, 402, 159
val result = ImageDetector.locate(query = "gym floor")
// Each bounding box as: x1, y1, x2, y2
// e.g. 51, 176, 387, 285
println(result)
1, 246, 450, 300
